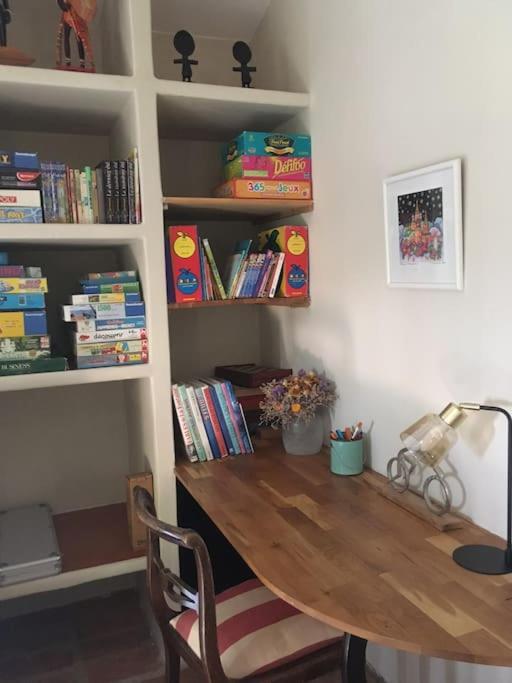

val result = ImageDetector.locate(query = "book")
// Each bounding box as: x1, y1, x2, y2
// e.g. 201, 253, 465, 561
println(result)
0, 357, 68, 375
185, 384, 214, 461
223, 381, 254, 453
0, 278, 48, 294
97, 161, 114, 223
74, 340, 148, 357
191, 381, 221, 459
53, 162, 70, 223
112, 160, 120, 224
200, 384, 228, 458
95, 168, 106, 223
258, 226, 309, 298
203, 379, 241, 455
166, 226, 203, 304
76, 352, 148, 369
0, 293, 46, 310
202, 239, 226, 299
201, 379, 235, 455
178, 384, 207, 462
74, 316, 146, 333
219, 380, 247, 453
71, 292, 141, 305
172, 384, 198, 463
62, 302, 145, 321
224, 240, 252, 298
91, 168, 100, 223
254, 250, 273, 297
118, 160, 129, 224
0, 311, 47, 337
128, 148, 141, 223
74, 328, 147, 344
82, 282, 140, 295
127, 160, 136, 224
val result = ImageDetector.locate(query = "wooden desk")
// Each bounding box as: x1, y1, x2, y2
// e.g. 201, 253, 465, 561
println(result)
175, 443, 512, 681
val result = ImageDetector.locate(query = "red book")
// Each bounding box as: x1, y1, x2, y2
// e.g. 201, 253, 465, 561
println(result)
167, 225, 203, 303
201, 385, 228, 458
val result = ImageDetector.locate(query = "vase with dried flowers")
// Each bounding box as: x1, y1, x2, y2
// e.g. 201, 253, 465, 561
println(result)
260, 369, 337, 455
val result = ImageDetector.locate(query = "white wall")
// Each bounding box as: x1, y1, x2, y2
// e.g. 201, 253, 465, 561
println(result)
256, 1, 512, 681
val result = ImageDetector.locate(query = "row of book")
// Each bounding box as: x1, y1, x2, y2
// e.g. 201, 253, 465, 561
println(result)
166, 224, 309, 304
0, 252, 68, 376
0, 150, 141, 225
172, 379, 254, 463
61, 270, 148, 370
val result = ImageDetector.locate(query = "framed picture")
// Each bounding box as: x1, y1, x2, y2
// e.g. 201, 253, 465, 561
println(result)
383, 159, 463, 290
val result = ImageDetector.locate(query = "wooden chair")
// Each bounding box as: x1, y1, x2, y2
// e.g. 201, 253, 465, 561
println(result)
134, 486, 345, 683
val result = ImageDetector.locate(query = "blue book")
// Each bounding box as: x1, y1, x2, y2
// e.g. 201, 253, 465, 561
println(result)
224, 381, 254, 454
223, 239, 252, 298
0, 293, 45, 310
207, 379, 242, 455
192, 382, 221, 459
199, 243, 207, 301
201, 378, 236, 455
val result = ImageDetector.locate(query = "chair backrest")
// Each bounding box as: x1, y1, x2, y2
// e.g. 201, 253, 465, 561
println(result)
134, 486, 226, 682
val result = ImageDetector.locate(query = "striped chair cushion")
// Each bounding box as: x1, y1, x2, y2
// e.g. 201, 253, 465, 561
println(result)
170, 578, 343, 679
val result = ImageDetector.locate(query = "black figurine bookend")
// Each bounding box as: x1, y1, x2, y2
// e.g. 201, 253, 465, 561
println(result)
233, 40, 256, 88
173, 29, 198, 82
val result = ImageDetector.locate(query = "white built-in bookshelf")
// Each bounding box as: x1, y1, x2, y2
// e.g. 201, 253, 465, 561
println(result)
0, 0, 310, 604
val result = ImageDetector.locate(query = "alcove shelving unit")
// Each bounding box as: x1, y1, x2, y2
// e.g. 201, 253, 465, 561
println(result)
0, 0, 310, 606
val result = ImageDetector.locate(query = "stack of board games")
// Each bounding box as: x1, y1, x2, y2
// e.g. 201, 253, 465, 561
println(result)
215, 131, 313, 200
61, 271, 148, 370
172, 379, 253, 463
0, 252, 68, 376
165, 224, 309, 303
41, 149, 141, 224
0, 151, 43, 223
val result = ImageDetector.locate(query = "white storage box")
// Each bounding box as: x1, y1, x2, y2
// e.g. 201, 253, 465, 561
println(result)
0, 503, 62, 586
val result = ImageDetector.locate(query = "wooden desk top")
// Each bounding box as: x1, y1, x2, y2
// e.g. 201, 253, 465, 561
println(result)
175, 442, 512, 667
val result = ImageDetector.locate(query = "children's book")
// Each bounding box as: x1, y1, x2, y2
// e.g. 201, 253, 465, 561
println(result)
223, 240, 252, 298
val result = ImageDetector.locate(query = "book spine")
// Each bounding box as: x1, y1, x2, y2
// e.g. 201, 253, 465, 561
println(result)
112, 160, 120, 223
178, 385, 207, 462
234, 258, 250, 298
213, 382, 241, 454
0, 293, 46, 310
0, 357, 67, 375
53, 162, 69, 222
129, 148, 141, 223
201, 386, 228, 458
76, 352, 148, 369
194, 385, 221, 459
99, 161, 114, 223
221, 381, 246, 453
75, 316, 146, 333
206, 382, 235, 455
257, 252, 275, 297
172, 385, 198, 463
253, 251, 270, 297
127, 159, 136, 224
68, 168, 78, 223
202, 239, 226, 299
91, 168, 100, 223
239, 405, 254, 453
198, 241, 207, 301
118, 160, 129, 224
225, 381, 253, 454
95, 168, 106, 223
186, 385, 214, 461
40, 162, 54, 223
269, 253, 285, 298
74, 328, 147, 344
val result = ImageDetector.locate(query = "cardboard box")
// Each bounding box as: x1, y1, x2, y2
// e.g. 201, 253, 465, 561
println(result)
224, 132, 311, 162
224, 155, 312, 182
0, 311, 48, 337
215, 179, 312, 200
126, 472, 154, 551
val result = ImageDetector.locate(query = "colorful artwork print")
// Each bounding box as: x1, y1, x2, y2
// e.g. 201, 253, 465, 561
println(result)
398, 188, 443, 264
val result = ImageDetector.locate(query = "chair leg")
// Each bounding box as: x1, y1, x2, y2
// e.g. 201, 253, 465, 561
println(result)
165, 642, 180, 683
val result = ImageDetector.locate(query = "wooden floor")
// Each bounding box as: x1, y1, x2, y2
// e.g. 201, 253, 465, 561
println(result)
0, 589, 382, 682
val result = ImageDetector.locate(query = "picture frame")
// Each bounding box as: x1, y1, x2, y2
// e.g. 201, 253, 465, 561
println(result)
383, 159, 463, 290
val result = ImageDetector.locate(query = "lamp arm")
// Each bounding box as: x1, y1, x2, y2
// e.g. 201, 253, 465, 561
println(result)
461, 404, 512, 564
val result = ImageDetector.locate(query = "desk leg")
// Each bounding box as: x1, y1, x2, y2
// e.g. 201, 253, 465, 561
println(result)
342, 633, 368, 682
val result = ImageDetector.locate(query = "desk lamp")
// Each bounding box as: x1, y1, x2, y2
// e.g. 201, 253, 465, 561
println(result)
400, 402, 512, 575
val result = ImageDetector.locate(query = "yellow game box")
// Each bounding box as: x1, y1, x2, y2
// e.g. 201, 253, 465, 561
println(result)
214, 179, 312, 200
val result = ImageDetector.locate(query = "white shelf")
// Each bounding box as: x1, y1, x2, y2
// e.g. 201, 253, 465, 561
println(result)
0, 224, 145, 246
0, 556, 146, 601
0, 67, 134, 134
156, 80, 310, 140
0, 364, 152, 393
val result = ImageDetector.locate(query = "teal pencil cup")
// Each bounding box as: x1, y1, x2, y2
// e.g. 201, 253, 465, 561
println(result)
330, 439, 364, 476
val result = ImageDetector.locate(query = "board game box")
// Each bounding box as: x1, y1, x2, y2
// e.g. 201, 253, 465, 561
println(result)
74, 328, 147, 345
0, 294, 45, 310
0, 357, 67, 375
215, 179, 312, 200
74, 316, 146, 333
82, 282, 140, 295
0, 278, 48, 294
75, 340, 148, 357
0, 311, 47, 338
76, 352, 148, 369
62, 302, 145, 322
224, 155, 312, 181
71, 292, 140, 305
224, 132, 311, 162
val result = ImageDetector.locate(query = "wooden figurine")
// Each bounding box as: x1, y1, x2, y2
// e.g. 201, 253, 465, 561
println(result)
232, 41, 256, 88
0, 0, 35, 66
173, 30, 198, 82
56, 0, 96, 72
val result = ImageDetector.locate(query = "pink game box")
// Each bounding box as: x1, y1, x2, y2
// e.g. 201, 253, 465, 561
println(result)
224, 155, 312, 182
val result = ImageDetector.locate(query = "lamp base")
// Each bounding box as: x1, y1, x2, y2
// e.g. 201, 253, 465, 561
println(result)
452, 544, 512, 575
